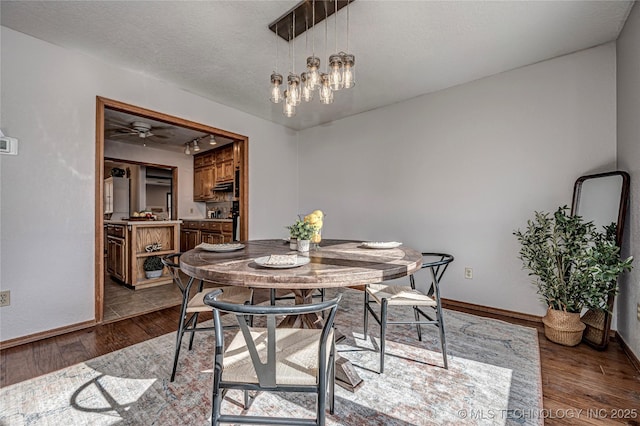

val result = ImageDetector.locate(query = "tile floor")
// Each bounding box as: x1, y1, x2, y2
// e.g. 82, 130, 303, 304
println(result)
103, 274, 184, 323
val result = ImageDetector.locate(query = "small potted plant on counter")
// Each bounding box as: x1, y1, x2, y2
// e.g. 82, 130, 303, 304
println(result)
143, 242, 164, 279
287, 219, 318, 253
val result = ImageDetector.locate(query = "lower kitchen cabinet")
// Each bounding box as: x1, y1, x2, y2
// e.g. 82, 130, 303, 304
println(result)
106, 235, 127, 282
180, 229, 201, 252
181, 220, 234, 248
105, 220, 181, 289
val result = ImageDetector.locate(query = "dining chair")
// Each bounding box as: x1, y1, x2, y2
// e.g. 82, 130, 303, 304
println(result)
162, 253, 253, 382
203, 289, 342, 426
363, 252, 454, 373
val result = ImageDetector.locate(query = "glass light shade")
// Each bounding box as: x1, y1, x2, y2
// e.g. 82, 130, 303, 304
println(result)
192, 140, 200, 152
283, 90, 296, 117
209, 135, 217, 145
306, 56, 321, 88
319, 73, 333, 105
287, 74, 301, 106
328, 54, 344, 91
269, 72, 283, 103
300, 72, 314, 102
184, 144, 191, 155
341, 53, 355, 88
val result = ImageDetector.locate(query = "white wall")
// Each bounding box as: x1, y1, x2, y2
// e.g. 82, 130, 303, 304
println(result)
0, 27, 298, 342
616, 3, 640, 359
298, 44, 617, 317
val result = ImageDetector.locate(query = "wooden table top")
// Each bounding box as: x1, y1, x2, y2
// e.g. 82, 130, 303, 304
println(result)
179, 239, 423, 289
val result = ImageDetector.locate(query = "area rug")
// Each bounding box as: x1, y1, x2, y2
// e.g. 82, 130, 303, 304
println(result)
0, 288, 543, 425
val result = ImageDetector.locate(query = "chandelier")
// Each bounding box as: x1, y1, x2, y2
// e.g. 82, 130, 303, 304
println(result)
269, 0, 355, 118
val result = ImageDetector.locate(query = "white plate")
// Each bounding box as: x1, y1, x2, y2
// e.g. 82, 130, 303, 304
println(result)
360, 241, 403, 249
254, 255, 311, 269
197, 243, 245, 252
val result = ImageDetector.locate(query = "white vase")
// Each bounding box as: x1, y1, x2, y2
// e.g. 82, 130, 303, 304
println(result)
297, 239, 310, 253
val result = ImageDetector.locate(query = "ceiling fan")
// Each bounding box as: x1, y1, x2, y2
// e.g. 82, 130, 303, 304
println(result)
106, 121, 172, 141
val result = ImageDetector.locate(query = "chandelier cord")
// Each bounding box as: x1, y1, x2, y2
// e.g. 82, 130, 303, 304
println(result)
292, 12, 295, 74
346, 0, 350, 52
334, 0, 338, 53
312, 0, 315, 56
275, 24, 278, 72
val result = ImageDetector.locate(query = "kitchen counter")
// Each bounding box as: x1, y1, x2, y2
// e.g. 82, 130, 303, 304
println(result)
180, 218, 233, 223
106, 219, 183, 225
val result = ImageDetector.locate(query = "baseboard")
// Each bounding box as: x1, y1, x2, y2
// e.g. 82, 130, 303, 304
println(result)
0, 319, 96, 350
615, 332, 640, 373
441, 298, 543, 324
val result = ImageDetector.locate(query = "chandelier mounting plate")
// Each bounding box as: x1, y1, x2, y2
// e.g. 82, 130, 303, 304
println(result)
268, 0, 352, 41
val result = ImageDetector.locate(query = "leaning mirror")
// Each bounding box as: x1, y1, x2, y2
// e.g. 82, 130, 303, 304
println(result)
571, 171, 630, 349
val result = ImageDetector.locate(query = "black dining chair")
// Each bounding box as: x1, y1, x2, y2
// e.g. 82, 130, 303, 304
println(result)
363, 252, 454, 373
204, 289, 341, 426
162, 253, 253, 382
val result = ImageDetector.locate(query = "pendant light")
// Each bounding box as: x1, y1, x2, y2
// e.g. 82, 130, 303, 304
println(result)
306, 0, 320, 90
286, 12, 301, 107
328, 0, 343, 91
192, 139, 200, 152
283, 90, 296, 117
340, 1, 355, 88
269, 24, 283, 104
209, 135, 217, 145
184, 143, 191, 155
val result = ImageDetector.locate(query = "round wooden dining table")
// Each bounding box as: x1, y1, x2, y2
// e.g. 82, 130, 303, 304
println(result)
180, 238, 423, 390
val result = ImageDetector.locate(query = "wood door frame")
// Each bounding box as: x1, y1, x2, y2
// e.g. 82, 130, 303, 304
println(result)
95, 96, 249, 323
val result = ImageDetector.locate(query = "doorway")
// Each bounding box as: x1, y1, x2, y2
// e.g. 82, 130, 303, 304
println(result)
95, 97, 249, 323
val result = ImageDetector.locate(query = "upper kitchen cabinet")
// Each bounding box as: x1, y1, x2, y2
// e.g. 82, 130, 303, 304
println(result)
193, 143, 238, 201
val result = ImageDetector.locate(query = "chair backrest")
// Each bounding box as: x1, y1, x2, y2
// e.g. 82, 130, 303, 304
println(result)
162, 252, 188, 293
411, 253, 454, 298
204, 289, 342, 388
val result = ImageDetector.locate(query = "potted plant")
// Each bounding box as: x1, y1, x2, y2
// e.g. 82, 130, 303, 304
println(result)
143, 242, 164, 279
287, 219, 318, 253
143, 255, 164, 279
514, 206, 632, 346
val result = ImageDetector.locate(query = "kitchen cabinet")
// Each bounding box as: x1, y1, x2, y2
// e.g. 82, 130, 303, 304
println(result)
106, 224, 127, 282
181, 220, 234, 247
105, 220, 181, 289
193, 145, 236, 200
180, 228, 201, 252
193, 152, 216, 201
216, 159, 234, 183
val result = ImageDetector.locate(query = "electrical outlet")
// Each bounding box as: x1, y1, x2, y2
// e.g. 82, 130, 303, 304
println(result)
464, 267, 473, 279
637, 302, 640, 321
0, 290, 10, 307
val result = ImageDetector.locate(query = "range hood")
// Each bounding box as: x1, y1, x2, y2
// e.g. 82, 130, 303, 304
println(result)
212, 182, 233, 192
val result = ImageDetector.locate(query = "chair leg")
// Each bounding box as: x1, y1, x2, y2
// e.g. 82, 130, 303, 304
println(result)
171, 298, 190, 382
436, 304, 448, 369
270, 288, 276, 305
211, 389, 222, 426
363, 289, 369, 337
188, 312, 199, 350
329, 343, 336, 415
379, 299, 388, 374
413, 306, 423, 342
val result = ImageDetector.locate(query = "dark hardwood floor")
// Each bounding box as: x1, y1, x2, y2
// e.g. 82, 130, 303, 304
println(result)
1, 290, 639, 425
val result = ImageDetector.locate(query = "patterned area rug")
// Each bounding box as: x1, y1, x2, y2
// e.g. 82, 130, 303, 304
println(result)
0, 288, 542, 425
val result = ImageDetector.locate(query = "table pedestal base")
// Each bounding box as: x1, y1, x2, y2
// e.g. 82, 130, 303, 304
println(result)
278, 289, 363, 392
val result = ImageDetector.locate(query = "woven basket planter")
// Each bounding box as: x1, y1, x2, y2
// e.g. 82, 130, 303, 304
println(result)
541, 307, 585, 346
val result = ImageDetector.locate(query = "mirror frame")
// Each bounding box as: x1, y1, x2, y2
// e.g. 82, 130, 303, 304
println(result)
571, 170, 630, 349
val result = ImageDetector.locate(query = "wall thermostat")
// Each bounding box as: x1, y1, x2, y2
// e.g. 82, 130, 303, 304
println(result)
0, 136, 18, 155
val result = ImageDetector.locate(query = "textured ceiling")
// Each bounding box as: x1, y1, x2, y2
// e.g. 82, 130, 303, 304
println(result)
1, 1, 634, 131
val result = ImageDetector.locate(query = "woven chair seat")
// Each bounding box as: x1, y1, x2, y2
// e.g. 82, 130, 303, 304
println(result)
367, 283, 437, 306
187, 287, 253, 313
223, 328, 334, 386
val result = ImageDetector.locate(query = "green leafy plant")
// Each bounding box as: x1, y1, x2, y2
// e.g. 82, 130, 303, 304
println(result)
513, 206, 632, 313
143, 256, 164, 271
286, 219, 318, 241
